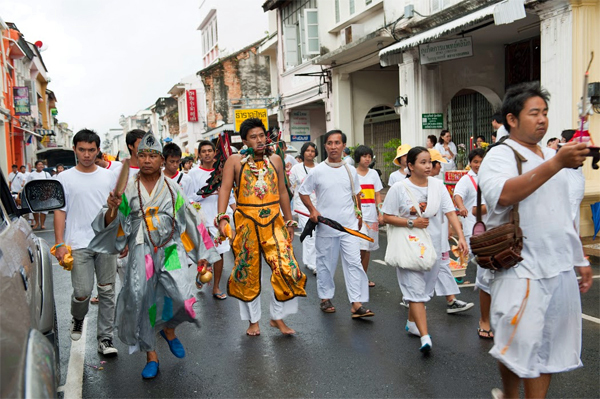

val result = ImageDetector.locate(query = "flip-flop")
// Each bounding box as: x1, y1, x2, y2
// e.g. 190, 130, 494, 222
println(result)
195, 273, 203, 290
320, 299, 336, 313
213, 292, 227, 300
368, 281, 376, 288
351, 306, 375, 319
478, 327, 494, 339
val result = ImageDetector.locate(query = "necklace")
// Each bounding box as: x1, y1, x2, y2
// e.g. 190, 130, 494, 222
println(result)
242, 155, 270, 199
137, 176, 176, 253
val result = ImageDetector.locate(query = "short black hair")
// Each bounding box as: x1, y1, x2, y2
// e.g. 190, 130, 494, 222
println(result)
561, 129, 576, 143
476, 135, 486, 142
353, 145, 373, 164
492, 112, 503, 124
11, 164, 17, 169
56, 163, 64, 169
546, 137, 558, 146
406, 146, 429, 177
438, 129, 450, 144
427, 135, 437, 146
300, 142, 318, 161
239, 118, 266, 140
73, 129, 100, 148
323, 129, 346, 144
502, 83, 550, 133
468, 148, 485, 163
35, 160, 44, 167
163, 143, 182, 159
198, 140, 216, 152
126, 129, 146, 154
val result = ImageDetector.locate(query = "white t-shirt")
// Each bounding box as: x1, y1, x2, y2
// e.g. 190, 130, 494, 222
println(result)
27, 170, 51, 183
106, 160, 122, 171
388, 169, 406, 186
187, 166, 235, 222
112, 164, 139, 181
284, 154, 298, 172
357, 169, 383, 222
453, 169, 478, 239
8, 171, 17, 183
495, 125, 509, 141
299, 163, 361, 237
381, 178, 455, 255
434, 142, 457, 172
343, 155, 355, 166
167, 170, 194, 200
479, 139, 588, 279
289, 162, 317, 213
56, 166, 116, 250
9, 172, 24, 192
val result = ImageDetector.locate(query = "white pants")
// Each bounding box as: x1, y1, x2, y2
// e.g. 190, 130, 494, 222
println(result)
238, 291, 298, 323
489, 269, 582, 378
434, 253, 460, 296
475, 265, 492, 294
316, 234, 369, 303
396, 256, 442, 303
298, 214, 316, 270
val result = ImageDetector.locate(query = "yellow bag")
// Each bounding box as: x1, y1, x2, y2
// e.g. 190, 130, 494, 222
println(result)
50, 244, 73, 271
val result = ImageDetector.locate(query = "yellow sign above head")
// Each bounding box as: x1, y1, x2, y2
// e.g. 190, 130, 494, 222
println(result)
234, 108, 269, 133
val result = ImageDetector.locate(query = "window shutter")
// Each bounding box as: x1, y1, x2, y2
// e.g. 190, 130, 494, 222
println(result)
284, 24, 299, 68
299, 12, 307, 60
304, 9, 320, 56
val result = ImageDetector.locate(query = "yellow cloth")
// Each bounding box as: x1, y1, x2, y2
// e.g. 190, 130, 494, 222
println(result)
50, 244, 73, 271
227, 160, 307, 302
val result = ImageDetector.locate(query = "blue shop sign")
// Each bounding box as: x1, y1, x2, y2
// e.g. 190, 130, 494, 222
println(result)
291, 134, 310, 142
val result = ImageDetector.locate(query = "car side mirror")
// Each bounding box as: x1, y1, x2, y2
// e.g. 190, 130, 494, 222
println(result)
23, 180, 65, 212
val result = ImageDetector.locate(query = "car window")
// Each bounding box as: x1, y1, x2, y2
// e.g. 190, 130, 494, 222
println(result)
0, 171, 19, 220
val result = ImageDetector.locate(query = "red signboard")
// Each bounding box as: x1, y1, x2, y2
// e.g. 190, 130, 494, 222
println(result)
186, 89, 198, 122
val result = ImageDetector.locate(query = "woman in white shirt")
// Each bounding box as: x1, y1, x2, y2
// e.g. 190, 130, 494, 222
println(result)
382, 147, 468, 353
434, 130, 457, 172
289, 142, 318, 274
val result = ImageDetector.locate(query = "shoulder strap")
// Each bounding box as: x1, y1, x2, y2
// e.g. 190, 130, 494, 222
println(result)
11, 173, 18, 183
401, 181, 423, 217
468, 174, 477, 191
476, 142, 527, 226
342, 163, 359, 210
177, 173, 184, 184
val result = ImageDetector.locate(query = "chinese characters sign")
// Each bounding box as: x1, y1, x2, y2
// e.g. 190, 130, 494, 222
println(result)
14, 86, 30, 116
186, 90, 198, 122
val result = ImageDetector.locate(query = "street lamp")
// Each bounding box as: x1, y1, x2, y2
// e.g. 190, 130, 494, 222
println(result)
394, 95, 408, 114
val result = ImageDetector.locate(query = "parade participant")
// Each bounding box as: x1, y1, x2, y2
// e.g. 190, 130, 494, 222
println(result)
90, 132, 220, 379
476, 135, 486, 148
426, 135, 437, 149
8, 164, 24, 194
281, 141, 298, 173
163, 143, 194, 199
7, 164, 18, 190
289, 142, 319, 274
182, 156, 194, 174
354, 145, 383, 288
454, 149, 485, 247
561, 129, 586, 233
492, 112, 509, 141
491, 132, 497, 144
189, 140, 236, 299
217, 118, 307, 336
479, 83, 592, 398
342, 147, 355, 166
382, 147, 468, 353
434, 130, 457, 172
546, 137, 559, 150
299, 129, 374, 318
388, 144, 411, 186
96, 151, 122, 171
56, 163, 65, 174
53, 129, 119, 355
27, 160, 51, 229
112, 129, 145, 179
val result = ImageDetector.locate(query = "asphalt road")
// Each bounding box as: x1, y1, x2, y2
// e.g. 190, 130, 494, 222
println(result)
36, 213, 599, 398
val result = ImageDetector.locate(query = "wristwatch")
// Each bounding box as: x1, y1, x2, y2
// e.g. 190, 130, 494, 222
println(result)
407, 219, 414, 229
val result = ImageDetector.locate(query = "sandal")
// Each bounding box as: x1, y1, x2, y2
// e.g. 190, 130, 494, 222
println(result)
319, 299, 336, 313
478, 327, 494, 339
195, 273, 203, 290
351, 306, 374, 319
368, 281, 375, 288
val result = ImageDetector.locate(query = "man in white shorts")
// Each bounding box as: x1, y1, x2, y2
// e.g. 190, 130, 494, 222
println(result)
479, 83, 593, 398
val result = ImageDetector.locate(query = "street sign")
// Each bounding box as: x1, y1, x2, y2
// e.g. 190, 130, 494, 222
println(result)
291, 134, 310, 142
419, 37, 473, 65
234, 108, 268, 132
291, 110, 310, 137
422, 113, 443, 129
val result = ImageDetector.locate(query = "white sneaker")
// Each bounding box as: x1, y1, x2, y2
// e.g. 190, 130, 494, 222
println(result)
420, 334, 432, 353
491, 388, 504, 399
447, 299, 474, 314
70, 318, 84, 341
98, 339, 119, 356
400, 299, 409, 308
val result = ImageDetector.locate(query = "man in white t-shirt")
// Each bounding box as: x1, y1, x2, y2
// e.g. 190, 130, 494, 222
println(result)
7, 164, 18, 191
27, 161, 52, 229
111, 129, 145, 180
479, 83, 592, 399
454, 148, 485, 245
162, 143, 194, 199
54, 129, 119, 356
95, 151, 122, 172
188, 140, 236, 300
299, 130, 374, 318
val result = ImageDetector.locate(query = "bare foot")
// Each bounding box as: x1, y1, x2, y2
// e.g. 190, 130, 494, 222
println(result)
246, 322, 260, 336
270, 319, 296, 335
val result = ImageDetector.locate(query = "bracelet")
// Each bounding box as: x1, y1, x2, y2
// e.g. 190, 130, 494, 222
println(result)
355, 208, 363, 219
55, 243, 65, 249
285, 220, 298, 228
213, 213, 230, 228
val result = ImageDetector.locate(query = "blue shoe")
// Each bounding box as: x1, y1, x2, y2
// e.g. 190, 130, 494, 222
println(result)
419, 342, 431, 353
141, 361, 159, 379
160, 330, 185, 358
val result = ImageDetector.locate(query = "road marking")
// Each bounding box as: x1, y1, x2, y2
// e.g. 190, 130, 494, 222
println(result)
373, 259, 386, 265
57, 318, 87, 399
582, 314, 600, 324
295, 232, 301, 237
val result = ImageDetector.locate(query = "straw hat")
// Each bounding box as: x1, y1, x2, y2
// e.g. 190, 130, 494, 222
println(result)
393, 144, 412, 166
428, 149, 448, 163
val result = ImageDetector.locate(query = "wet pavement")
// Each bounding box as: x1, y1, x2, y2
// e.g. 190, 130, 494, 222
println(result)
38, 214, 599, 398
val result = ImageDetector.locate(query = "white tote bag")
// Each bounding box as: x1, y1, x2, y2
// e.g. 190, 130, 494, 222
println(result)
384, 181, 437, 271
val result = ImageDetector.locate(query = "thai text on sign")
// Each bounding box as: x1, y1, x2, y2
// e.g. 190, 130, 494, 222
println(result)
419, 37, 473, 65
186, 90, 198, 122
234, 108, 268, 132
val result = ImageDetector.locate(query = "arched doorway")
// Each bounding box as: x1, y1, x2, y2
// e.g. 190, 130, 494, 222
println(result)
363, 105, 400, 184
447, 87, 501, 147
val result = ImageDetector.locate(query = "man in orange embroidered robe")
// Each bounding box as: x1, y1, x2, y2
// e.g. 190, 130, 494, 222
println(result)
217, 118, 307, 336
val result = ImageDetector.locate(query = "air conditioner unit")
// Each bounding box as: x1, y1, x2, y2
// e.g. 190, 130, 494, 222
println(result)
341, 24, 364, 46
